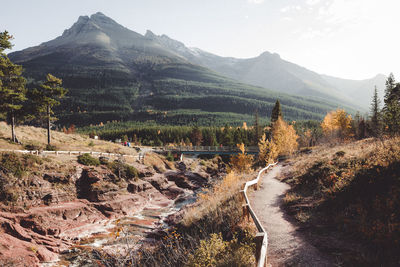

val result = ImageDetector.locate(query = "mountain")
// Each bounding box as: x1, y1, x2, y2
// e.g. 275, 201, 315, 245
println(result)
146, 31, 386, 109
9, 12, 355, 127
320, 74, 387, 108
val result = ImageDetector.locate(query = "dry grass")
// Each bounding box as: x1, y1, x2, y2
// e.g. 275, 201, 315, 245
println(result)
183, 172, 242, 226
283, 136, 400, 265
288, 138, 382, 178
283, 192, 301, 205
143, 152, 176, 173
0, 122, 136, 155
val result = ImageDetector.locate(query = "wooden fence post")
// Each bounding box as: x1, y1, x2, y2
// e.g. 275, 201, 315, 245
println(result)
242, 204, 249, 221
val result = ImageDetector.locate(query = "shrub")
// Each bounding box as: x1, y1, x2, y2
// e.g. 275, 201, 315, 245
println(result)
126, 165, 139, 180
335, 150, 346, 157
0, 153, 24, 178
77, 153, 100, 166
45, 144, 57, 151
166, 151, 174, 162
24, 142, 42, 151
186, 232, 255, 267
99, 156, 109, 165
230, 144, 253, 173
0, 153, 42, 178
88, 141, 95, 147
108, 161, 139, 181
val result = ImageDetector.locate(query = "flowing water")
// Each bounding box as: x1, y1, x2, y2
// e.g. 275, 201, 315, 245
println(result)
55, 192, 198, 266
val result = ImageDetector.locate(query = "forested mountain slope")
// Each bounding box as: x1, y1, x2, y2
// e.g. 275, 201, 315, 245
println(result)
10, 12, 354, 126
147, 31, 386, 109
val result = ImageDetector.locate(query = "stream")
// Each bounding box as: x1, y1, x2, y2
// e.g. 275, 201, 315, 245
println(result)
55, 192, 198, 266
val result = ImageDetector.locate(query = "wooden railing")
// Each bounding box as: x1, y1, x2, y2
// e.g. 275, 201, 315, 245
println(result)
241, 162, 277, 267
0, 149, 140, 159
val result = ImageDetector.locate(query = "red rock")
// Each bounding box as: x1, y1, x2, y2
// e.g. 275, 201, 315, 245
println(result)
127, 180, 152, 193
3, 221, 32, 242
36, 246, 58, 262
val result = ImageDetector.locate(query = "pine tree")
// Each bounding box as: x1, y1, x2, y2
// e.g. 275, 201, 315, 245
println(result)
222, 125, 234, 146
271, 100, 282, 124
253, 111, 262, 145
0, 31, 26, 142
32, 74, 67, 145
370, 86, 382, 137
383, 73, 400, 135
190, 125, 203, 146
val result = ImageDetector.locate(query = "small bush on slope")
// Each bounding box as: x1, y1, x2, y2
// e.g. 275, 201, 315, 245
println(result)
108, 161, 139, 181
77, 153, 100, 166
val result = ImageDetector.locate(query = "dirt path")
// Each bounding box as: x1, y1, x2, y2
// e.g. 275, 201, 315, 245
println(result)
249, 165, 334, 267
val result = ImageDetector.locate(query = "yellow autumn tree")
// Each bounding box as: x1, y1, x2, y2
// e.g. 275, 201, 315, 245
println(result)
271, 117, 299, 155
321, 109, 353, 139
258, 133, 278, 165
230, 143, 254, 173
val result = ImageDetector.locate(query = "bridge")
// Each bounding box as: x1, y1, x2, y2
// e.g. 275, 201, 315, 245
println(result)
154, 145, 259, 155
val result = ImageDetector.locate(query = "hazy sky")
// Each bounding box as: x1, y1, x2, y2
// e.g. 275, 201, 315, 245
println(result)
1, 0, 399, 80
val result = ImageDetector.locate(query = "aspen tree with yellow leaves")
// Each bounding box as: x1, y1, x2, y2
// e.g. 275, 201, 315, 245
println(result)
271, 117, 299, 155
321, 109, 353, 139
258, 133, 279, 165
230, 143, 253, 173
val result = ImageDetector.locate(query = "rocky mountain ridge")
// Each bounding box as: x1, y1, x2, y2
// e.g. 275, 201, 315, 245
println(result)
146, 30, 386, 108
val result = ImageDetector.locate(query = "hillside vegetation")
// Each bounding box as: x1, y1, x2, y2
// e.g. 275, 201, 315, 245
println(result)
282, 137, 400, 265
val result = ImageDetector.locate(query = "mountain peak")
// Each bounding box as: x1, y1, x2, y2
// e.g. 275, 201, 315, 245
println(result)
91, 11, 106, 17
259, 51, 280, 59
89, 12, 118, 25
145, 30, 157, 39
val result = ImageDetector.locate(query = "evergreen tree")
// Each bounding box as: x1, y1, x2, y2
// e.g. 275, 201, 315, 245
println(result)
370, 86, 382, 137
0, 31, 26, 142
190, 125, 203, 146
383, 73, 400, 135
271, 99, 282, 124
253, 111, 261, 145
32, 74, 67, 145
222, 125, 234, 146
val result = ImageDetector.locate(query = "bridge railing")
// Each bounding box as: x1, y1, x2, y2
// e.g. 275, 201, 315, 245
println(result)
240, 162, 277, 267
162, 145, 259, 153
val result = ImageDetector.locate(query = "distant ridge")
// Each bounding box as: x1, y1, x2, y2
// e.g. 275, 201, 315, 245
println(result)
146, 31, 386, 109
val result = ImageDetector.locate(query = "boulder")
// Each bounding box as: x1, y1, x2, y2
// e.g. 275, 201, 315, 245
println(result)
127, 180, 152, 193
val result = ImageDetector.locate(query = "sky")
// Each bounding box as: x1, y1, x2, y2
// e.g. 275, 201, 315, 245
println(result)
1, 0, 399, 80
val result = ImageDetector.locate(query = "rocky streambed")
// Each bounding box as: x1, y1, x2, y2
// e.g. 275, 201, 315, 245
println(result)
0, 156, 222, 267
59, 191, 198, 266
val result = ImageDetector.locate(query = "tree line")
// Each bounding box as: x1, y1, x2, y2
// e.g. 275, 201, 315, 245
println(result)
0, 31, 67, 146
88, 100, 295, 150
318, 73, 400, 141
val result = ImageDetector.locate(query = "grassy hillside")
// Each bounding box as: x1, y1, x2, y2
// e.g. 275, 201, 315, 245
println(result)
282, 138, 400, 265
0, 122, 134, 155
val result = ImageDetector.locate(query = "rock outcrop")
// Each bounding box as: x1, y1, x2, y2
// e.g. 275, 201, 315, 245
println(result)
0, 156, 215, 266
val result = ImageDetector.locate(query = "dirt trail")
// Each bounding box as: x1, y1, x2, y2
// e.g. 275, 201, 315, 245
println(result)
249, 165, 334, 267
